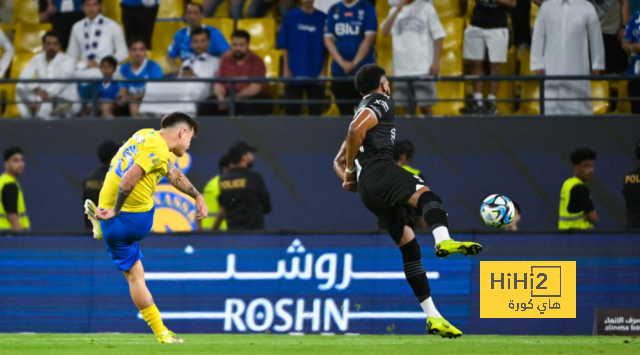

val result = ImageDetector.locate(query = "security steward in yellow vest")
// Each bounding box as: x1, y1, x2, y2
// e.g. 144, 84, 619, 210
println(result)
82, 141, 119, 230
622, 139, 640, 229
559, 148, 599, 229
0, 147, 30, 231
200, 155, 230, 230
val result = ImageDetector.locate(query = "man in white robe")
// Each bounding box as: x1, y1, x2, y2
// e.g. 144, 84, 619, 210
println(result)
17, 32, 80, 119
530, 0, 605, 115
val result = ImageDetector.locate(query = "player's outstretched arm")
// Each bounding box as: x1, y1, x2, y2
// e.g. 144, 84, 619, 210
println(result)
166, 163, 208, 220
97, 164, 145, 220
333, 141, 347, 179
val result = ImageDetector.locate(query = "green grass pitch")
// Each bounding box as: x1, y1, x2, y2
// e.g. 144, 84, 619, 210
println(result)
0, 334, 639, 354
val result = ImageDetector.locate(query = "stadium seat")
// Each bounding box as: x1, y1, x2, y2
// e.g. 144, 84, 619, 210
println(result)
255, 49, 283, 114
432, 49, 465, 115
376, 47, 393, 77
515, 49, 540, 115
102, 0, 123, 24
465, 0, 474, 26
12, 0, 40, 24
3, 53, 36, 118
237, 19, 276, 52
441, 17, 463, 52
530, 3, 539, 31
202, 18, 234, 43
150, 22, 183, 73
591, 81, 610, 114
14, 23, 53, 54
376, 0, 391, 23
613, 80, 632, 114
158, 0, 185, 18
433, 0, 460, 18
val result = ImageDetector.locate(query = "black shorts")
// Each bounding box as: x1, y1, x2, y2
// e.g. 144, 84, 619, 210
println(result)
358, 161, 426, 244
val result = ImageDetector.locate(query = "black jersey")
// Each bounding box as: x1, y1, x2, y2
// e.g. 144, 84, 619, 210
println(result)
470, 0, 509, 29
354, 93, 396, 173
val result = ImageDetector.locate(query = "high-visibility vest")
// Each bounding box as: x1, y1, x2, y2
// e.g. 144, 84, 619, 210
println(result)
558, 177, 593, 230
201, 175, 227, 230
0, 173, 31, 230
403, 165, 421, 176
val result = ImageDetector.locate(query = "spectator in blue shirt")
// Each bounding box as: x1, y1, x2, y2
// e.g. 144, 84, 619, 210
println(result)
167, 3, 230, 76
39, 0, 85, 50
98, 55, 120, 117
324, 0, 377, 115
623, 11, 640, 113
119, 37, 163, 117
277, 0, 327, 116
121, 0, 160, 50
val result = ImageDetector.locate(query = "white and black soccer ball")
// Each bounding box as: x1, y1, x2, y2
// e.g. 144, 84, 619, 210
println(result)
480, 194, 516, 229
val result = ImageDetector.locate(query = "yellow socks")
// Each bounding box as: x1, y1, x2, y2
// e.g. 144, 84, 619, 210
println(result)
140, 304, 168, 336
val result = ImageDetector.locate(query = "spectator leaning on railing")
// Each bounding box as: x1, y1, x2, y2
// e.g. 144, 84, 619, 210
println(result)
39, 0, 85, 51
276, 0, 328, 116
531, 0, 605, 116
17, 32, 81, 119
381, 0, 445, 115
323, 0, 377, 115
622, 9, 640, 114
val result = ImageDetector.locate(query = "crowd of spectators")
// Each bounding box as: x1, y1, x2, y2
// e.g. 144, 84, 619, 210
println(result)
0, 0, 639, 118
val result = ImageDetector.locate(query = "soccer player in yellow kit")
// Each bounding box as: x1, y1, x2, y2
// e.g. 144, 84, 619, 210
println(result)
84, 112, 208, 344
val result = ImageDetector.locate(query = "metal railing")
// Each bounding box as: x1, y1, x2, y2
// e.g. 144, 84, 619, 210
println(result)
1, 74, 639, 117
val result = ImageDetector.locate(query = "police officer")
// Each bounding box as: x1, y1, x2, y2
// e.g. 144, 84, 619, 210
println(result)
82, 141, 119, 230
213, 142, 271, 231
559, 148, 599, 229
0, 147, 30, 231
200, 155, 230, 230
622, 139, 640, 229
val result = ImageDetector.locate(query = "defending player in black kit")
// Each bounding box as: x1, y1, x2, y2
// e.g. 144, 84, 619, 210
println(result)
333, 64, 483, 338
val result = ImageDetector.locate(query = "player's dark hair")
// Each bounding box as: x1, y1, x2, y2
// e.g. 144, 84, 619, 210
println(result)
191, 27, 210, 40
218, 155, 230, 172
187, 2, 205, 13
570, 148, 597, 165
3, 147, 23, 162
231, 30, 251, 43
402, 140, 415, 160
127, 36, 146, 49
161, 112, 200, 135
512, 200, 521, 214
97, 141, 120, 165
354, 64, 386, 95
100, 56, 118, 69
393, 142, 407, 162
42, 31, 60, 44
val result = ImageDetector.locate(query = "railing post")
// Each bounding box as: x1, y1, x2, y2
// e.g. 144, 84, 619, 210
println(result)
407, 78, 415, 115
539, 76, 545, 116
229, 80, 236, 117
92, 81, 99, 117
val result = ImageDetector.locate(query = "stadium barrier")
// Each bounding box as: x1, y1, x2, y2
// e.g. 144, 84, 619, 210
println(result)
0, 75, 638, 117
0, 232, 638, 335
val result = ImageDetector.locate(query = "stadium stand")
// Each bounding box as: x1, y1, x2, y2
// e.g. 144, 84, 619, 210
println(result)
614, 80, 632, 114
150, 21, 184, 73
433, 0, 460, 18
102, 0, 123, 24
14, 23, 53, 54
12, 0, 39, 25
432, 49, 465, 115
237, 18, 276, 52
441, 17, 463, 52
158, 0, 186, 19
591, 81, 610, 114
255, 49, 283, 114
515, 49, 540, 115
3, 53, 36, 118
202, 18, 235, 43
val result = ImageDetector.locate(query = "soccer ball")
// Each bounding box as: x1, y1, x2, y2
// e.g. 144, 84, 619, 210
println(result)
480, 194, 515, 229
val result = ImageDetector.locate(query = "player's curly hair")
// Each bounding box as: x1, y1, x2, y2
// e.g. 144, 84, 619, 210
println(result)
354, 64, 386, 95
161, 112, 200, 136
570, 148, 597, 165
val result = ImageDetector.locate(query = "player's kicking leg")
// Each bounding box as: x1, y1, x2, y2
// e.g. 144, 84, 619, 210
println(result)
408, 187, 483, 259
124, 260, 183, 344
84, 200, 103, 240
396, 225, 462, 338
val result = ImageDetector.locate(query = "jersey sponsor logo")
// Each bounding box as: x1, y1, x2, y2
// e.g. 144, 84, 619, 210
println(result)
335, 23, 360, 36
374, 99, 389, 112
152, 152, 196, 233
297, 24, 317, 32
344, 11, 353, 17
149, 153, 161, 167
390, 128, 396, 143
358, 9, 364, 20
370, 105, 382, 118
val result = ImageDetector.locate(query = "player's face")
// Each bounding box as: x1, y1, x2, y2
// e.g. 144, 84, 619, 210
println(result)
191, 33, 210, 55
43, 36, 60, 59
186, 4, 203, 27
244, 152, 255, 169
129, 42, 147, 63
82, 0, 101, 19
100, 62, 116, 77
231, 37, 249, 60
174, 128, 195, 157
576, 160, 595, 181
5, 153, 25, 176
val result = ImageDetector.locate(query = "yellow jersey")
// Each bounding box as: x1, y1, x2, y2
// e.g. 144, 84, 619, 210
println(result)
99, 129, 171, 213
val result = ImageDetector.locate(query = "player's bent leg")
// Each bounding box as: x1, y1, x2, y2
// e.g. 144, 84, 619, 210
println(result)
124, 260, 183, 344
83, 200, 103, 240
397, 226, 462, 338
409, 187, 483, 258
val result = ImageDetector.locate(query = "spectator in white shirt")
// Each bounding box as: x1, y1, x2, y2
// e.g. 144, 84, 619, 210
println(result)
0, 28, 15, 78
67, 0, 128, 78
381, 0, 445, 115
17, 32, 81, 119
180, 27, 220, 115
